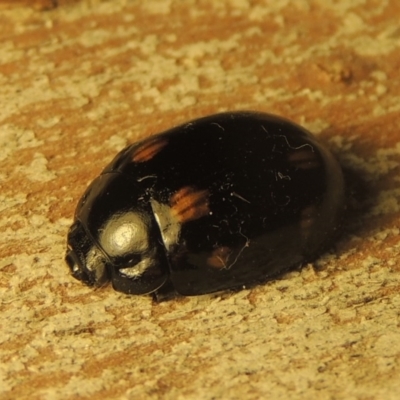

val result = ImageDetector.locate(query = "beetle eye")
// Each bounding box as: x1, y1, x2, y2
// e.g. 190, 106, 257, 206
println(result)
65, 250, 84, 278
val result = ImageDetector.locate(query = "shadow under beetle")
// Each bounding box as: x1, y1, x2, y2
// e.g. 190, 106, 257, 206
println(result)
66, 111, 345, 296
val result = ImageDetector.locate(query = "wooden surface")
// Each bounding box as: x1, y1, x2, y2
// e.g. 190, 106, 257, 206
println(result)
1, 1, 400, 399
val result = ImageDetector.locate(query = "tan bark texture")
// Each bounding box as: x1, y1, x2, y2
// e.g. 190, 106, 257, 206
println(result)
1, 1, 400, 399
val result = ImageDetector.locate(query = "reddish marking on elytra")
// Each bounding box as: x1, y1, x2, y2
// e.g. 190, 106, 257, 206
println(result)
287, 150, 320, 169
170, 186, 210, 223
207, 246, 233, 268
132, 137, 168, 163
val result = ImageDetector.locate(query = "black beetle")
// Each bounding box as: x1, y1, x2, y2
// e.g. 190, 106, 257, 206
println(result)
65, 111, 344, 296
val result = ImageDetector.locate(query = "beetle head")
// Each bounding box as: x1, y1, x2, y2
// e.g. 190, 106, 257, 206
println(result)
66, 172, 170, 295
65, 220, 109, 287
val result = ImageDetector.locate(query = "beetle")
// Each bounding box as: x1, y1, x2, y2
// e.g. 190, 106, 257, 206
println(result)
65, 111, 345, 296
